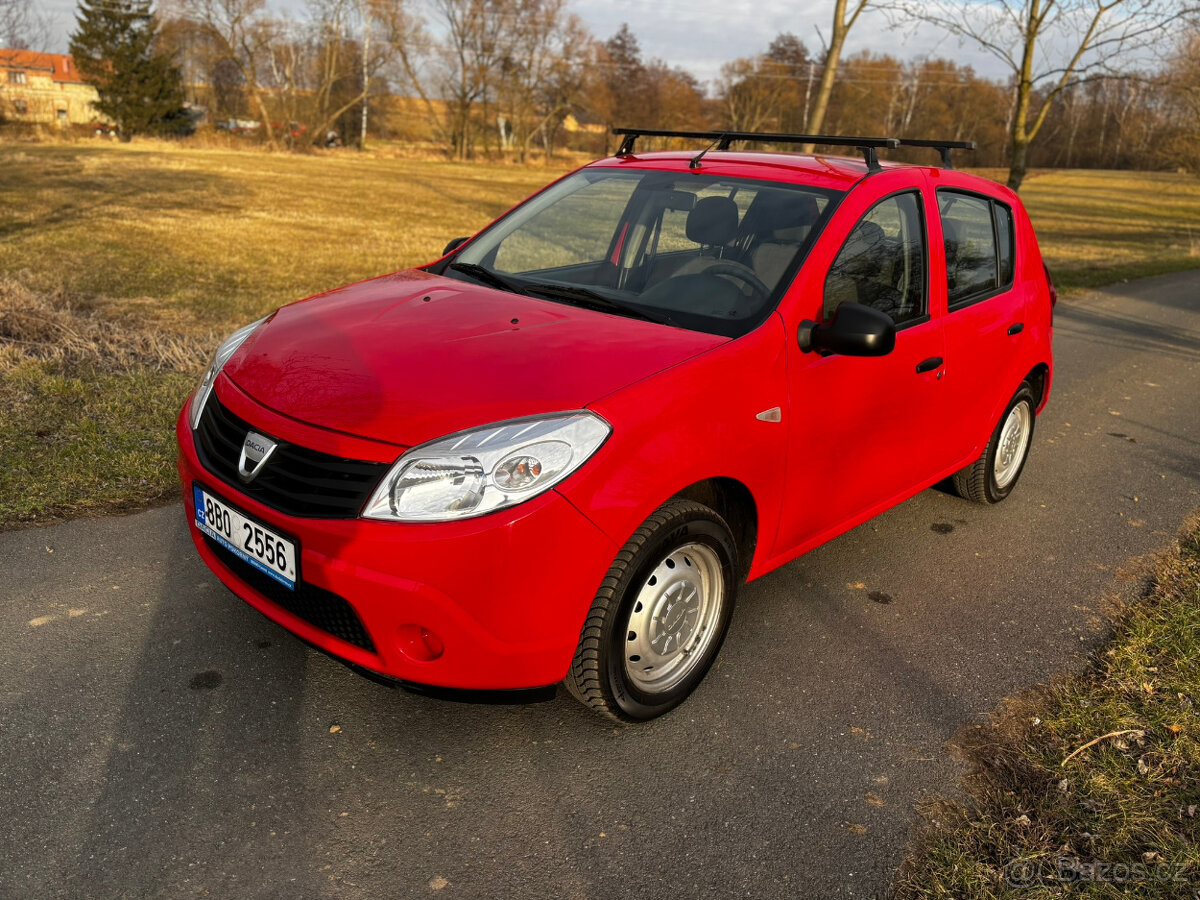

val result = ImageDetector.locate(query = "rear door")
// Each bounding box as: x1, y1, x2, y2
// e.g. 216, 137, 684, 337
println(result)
934, 189, 1028, 463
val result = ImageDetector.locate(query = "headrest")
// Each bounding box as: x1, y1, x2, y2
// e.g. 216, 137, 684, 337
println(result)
686, 196, 740, 246
753, 192, 820, 238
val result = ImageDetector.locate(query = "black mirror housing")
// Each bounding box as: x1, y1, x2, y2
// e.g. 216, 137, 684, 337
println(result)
443, 236, 470, 257
798, 303, 896, 356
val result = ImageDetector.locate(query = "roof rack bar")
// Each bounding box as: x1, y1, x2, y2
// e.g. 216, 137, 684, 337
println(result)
894, 138, 976, 169
613, 128, 900, 171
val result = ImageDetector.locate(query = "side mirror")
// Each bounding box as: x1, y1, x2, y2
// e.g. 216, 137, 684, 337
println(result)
442, 236, 470, 256
797, 303, 895, 356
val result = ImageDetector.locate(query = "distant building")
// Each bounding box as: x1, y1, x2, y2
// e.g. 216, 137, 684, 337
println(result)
561, 113, 605, 136
0, 50, 100, 127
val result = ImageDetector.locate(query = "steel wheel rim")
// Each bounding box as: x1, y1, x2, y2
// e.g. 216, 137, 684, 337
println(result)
994, 401, 1032, 489
623, 542, 725, 694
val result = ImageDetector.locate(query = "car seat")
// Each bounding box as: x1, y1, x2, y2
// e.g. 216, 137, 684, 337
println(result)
746, 193, 820, 288
670, 196, 761, 298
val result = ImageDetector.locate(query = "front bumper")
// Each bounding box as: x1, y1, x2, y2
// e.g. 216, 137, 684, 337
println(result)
176, 381, 618, 691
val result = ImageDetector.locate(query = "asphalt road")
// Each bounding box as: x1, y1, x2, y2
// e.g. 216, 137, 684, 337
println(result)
2, 271, 1199, 899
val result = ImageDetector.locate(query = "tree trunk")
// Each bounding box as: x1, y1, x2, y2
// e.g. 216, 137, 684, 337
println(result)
359, 27, 369, 148
801, 29, 846, 151
1006, 8, 1037, 193
1007, 137, 1029, 191
248, 83, 277, 150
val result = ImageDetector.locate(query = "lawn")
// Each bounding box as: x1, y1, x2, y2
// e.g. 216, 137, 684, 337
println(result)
1019, 170, 1200, 291
1, 143, 1199, 525
0, 143, 573, 326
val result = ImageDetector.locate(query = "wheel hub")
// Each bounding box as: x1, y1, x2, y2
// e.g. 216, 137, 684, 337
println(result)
994, 400, 1032, 489
649, 580, 700, 654
624, 543, 724, 693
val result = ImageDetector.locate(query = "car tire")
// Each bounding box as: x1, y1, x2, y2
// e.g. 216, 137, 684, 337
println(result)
952, 381, 1037, 504
564, 499, 738, 722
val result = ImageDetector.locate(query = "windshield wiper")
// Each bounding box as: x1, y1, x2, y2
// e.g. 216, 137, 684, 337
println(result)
524, 282, 673, 326
448, 262, 525, 295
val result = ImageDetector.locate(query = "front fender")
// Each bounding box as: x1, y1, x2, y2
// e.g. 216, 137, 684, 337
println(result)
559, 314, 789, 581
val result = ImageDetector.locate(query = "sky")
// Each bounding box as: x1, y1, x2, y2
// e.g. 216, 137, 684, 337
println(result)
38, 0, 1011, 91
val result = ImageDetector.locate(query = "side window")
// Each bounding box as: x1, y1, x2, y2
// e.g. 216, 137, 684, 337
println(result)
939, 191, 1015, 307
823, 191, 926, 326
494, 176, 637, 274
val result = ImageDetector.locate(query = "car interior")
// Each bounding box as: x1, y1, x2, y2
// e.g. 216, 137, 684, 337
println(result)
454, 170, 839, 334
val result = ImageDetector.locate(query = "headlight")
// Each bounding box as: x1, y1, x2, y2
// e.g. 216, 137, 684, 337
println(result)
188, 316, 270, 430
362, 413, 611, 522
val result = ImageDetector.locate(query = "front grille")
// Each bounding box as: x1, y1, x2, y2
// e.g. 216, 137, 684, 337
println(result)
195, 394, 390, 519
204, 534, 377, 653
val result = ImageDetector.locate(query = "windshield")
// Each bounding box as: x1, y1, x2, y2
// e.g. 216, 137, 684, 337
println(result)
442, 168, 843, 337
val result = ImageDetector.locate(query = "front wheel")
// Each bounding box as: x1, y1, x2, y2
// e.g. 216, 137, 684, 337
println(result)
953, 382, 1036, 504
564, 499, 738, 722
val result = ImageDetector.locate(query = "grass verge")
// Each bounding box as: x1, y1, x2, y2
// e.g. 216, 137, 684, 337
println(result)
0, 363, 195, 524
895, 517, 1200, 898
0, 277, 209, 525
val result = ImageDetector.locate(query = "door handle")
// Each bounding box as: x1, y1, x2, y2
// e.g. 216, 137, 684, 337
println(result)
1007, 322, 1025, 335
916, 356, 943, 374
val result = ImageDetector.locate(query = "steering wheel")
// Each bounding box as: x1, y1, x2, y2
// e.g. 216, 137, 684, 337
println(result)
700, 262, 772, 304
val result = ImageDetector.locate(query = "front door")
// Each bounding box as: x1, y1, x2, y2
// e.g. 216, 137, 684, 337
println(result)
773, 182, 952, 558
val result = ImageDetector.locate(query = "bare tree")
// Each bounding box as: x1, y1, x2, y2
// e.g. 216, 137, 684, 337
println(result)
179, 0, 283, 146
1160, 30, 1200, 171
1, 0, 48, 54
718, 55, 798, 132
373, 0, 441, 142
301, 0, 389, 146
906, 0, 1187, 190
587, 24, 706, 150
358, 0, 370, 145
431, 0, 514, 159
494, 0, 588, 161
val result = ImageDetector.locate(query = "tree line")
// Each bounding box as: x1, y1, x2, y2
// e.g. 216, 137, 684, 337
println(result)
3, 0, 1198, 189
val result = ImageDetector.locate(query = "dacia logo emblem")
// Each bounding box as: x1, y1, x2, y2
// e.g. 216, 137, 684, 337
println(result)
238, 431, 277, 483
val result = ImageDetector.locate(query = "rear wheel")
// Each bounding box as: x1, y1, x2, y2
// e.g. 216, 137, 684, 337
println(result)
565, 499, 738, 722
953, 382, 1036, 504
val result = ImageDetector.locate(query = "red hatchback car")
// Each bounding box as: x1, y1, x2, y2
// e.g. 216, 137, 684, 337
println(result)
178, 130, 1054, 721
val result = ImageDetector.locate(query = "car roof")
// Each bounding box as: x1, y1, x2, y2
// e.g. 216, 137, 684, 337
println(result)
585, 150, 1009, 198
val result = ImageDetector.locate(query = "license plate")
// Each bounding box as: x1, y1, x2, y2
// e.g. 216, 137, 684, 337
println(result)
193, 485, 298, 589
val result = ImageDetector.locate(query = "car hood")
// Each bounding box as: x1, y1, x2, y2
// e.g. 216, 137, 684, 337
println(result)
223, 269, 726, 448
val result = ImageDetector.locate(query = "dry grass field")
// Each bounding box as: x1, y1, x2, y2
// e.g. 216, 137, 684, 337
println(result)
0, 144, 573, 524
0, 143, 574, 325
2, 142, 1199, 525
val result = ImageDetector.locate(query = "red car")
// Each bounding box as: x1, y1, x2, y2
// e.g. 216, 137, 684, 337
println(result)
177, 129, 1054, 721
